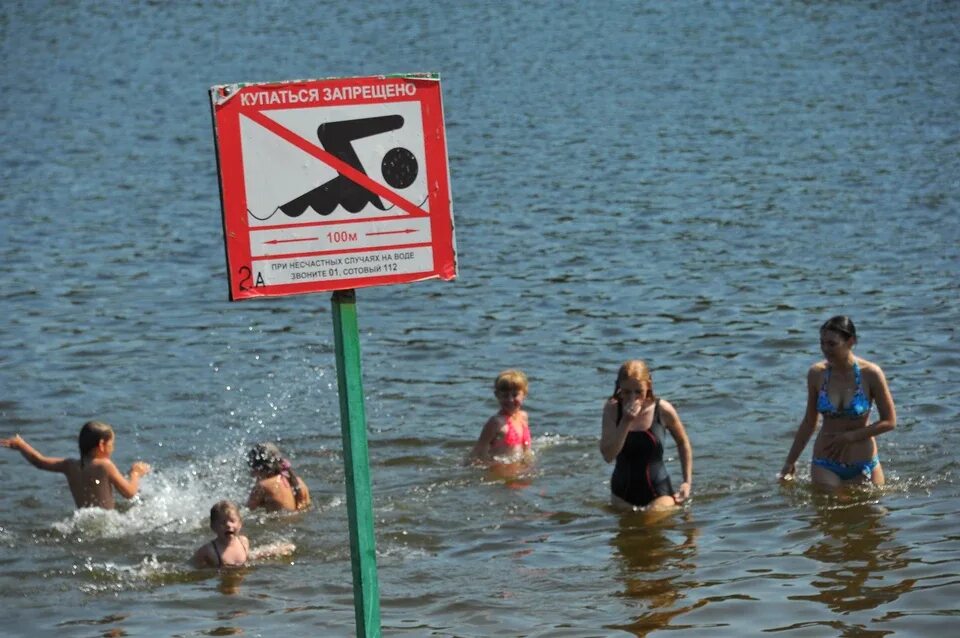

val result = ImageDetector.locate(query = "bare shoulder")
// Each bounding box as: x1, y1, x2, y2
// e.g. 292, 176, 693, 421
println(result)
856, 356, 882, 373
191, 541, 215, 568
657, 398, 680, 416
89, 457, 120, 476
856, 357, 887, 382
485, 413, 507, 430
602, 398, 618, 415
806, 361, 828, 386
657, 399, 687, 431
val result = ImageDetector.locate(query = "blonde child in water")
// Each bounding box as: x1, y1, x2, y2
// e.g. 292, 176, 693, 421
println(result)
191, 500, 297, 568
470, 369, 533, 462
192, 500, 249, 568
247, 442, 311, 511
1, 421, 151, 509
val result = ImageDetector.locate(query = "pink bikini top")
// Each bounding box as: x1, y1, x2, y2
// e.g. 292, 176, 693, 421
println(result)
498, 414, 531, 447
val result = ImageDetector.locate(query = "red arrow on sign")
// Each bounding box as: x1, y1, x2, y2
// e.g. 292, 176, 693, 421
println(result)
265, 237, 319, 245
366, 229, 417, 237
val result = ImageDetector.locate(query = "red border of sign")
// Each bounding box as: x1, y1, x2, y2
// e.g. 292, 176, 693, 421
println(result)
210, 74, 456, 301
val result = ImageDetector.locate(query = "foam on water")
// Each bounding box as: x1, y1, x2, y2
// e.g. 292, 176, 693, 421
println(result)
1, 0, 958, 633
49, 452, 247, 539
66, 554, 177, 594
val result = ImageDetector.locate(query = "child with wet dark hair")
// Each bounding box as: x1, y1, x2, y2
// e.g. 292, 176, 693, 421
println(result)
246, 442, 311, 511
1, 420, 151, 509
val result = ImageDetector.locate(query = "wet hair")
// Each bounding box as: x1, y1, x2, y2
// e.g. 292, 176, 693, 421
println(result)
612, 360, 656, 401
820, 315, 857, 341
494, 369, 529, 395
78, 421, 114, 466
247, 442, 307, 508
210, 500, 241, 528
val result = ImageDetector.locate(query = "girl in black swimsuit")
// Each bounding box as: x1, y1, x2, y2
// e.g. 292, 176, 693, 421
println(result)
190, 500, 250, 568
600, 360, 693, 509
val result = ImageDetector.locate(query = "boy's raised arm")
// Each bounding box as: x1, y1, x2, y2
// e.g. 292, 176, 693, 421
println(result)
105, 460, 151, 499
0, 435, 68, 473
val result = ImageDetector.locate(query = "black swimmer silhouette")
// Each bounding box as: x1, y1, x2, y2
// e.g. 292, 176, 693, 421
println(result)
279, 115, 419, 217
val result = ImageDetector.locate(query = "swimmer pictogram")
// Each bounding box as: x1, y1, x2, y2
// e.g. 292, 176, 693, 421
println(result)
242, 108, 430, 222
279, 115, 419, 217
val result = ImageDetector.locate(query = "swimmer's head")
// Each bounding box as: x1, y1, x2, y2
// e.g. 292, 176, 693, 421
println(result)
78, 421, 114, 460
494, 369, 528, 396
247, 442, 285, 476
210, 500, 242, 531
820, 315, 857, 341
614, 360, 655, 401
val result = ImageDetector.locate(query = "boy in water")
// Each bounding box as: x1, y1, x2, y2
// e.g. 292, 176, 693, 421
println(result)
0, 421, 151, 509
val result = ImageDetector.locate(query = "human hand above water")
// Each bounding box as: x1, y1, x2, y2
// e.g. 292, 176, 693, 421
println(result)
130, 461, 152, 477
0, 434, 25, 450
777, 462, 795, 481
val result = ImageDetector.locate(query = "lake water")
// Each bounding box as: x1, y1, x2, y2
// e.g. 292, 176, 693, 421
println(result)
1, 1, 958, 636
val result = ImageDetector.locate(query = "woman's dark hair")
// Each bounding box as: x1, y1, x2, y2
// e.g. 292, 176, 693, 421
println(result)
248, 442, 306, 508
820, 315, 857, 341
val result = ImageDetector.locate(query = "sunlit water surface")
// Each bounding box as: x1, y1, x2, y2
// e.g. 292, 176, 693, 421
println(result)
1, 1, 958, 636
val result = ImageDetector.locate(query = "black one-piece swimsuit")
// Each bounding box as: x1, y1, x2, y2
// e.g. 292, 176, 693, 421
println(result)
610, 399, 674, 507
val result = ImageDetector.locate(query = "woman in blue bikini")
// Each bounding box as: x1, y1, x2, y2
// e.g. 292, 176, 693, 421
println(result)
780, 316, 897, 488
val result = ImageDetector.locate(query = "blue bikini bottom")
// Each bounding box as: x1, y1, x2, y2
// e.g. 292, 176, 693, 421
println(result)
812, 456, 880, 481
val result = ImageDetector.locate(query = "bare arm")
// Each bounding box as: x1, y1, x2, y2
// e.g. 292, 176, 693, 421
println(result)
249, 539, 295, 561
599, 400, 632, 463
0, 435, 68, 473
104, 459, 151, 499
660, 400, 693, 502
190, 542, 216, 568
295, 477, 311, 510
247, 483, 264, 509
780, 367, 821, 479
858, 364, 896, 439
469, 416, 503, 461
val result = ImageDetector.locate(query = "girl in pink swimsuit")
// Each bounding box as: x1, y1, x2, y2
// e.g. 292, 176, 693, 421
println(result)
470, 369, 532, 463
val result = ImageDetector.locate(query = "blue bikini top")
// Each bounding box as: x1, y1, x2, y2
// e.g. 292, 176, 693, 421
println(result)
817, 361, 871, 418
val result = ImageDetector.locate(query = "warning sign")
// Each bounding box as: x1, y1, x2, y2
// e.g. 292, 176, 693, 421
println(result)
210, 74, 457, 300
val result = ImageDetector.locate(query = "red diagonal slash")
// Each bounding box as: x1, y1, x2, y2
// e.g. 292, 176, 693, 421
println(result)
245, 110, 429, 218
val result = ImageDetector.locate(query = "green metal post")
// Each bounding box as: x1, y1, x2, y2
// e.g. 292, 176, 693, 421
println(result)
331, 289, 381, 637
